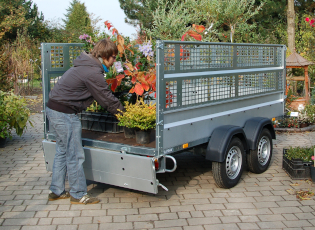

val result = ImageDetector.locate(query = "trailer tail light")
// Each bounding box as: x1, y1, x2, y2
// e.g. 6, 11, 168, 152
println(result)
153, 158, 159, 170
183, 143, 188, 149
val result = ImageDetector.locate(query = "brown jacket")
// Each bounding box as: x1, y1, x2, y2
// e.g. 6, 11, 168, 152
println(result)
48, 52, 124, 115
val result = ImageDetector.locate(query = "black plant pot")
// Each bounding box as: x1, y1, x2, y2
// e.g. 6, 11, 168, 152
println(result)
135, 129, 151, 144
123, 127, 136, 139
311, 166, 315, 182
0, 137, 7, 148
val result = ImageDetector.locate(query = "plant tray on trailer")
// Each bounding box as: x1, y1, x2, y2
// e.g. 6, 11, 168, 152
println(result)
282, 149, 311, 180
78, 111, 123, 133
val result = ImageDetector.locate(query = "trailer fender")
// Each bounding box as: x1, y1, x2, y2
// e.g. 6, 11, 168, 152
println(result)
243, 117, 275, 151
206, 125, 248, 162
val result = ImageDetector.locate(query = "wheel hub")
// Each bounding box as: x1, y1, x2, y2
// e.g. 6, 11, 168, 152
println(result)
258, 136, 270, 166
226, 146, 242, 179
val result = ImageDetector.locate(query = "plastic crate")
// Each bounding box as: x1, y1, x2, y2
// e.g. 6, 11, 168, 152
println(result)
282, 149, 311, 180
78, 111, 123, 133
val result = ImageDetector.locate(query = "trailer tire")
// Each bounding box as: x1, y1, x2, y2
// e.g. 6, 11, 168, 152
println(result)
247, 128, 272, 174
212, 137, 245, 188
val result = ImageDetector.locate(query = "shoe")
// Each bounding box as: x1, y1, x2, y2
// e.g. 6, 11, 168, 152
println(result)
70, 194, 100, 204
48, 190, 70, 201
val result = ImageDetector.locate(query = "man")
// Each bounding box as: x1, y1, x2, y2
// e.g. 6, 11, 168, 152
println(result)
46, 38, 124, 204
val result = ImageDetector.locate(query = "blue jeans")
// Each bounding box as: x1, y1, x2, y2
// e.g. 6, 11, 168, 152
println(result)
46, 107, 87, 199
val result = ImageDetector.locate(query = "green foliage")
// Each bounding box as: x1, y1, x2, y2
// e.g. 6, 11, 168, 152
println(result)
65, 1, 93, 42
0, 90, 33, 139
144, 0, 193, 40
285, 146, 315, 162
116, 100, 156, 130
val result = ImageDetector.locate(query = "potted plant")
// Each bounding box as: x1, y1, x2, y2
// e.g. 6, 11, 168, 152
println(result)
0, 90, 33, 147
116, 99, 156, 144
283, 146, 314, 180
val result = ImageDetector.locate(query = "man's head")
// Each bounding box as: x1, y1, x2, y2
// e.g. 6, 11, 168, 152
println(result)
91, 38, 118, 67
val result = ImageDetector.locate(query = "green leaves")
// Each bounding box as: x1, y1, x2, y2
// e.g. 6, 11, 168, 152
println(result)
0, 90, 33, 139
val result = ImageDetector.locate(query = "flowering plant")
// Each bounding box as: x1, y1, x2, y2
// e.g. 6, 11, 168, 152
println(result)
79, 34, 95, 52
103, 20, 156, 100
116, 99, 156, 130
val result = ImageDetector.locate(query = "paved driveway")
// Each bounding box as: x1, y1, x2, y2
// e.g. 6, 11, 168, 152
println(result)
1, 114, 315, 230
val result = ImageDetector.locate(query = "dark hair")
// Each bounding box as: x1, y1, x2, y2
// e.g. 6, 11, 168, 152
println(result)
91, 38, 118, 59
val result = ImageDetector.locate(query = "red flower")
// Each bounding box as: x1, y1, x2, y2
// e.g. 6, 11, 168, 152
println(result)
306, 17, 310, 22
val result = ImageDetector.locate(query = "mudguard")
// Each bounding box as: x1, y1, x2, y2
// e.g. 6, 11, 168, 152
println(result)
243, 117, 275, 150
206, 125, 248, 162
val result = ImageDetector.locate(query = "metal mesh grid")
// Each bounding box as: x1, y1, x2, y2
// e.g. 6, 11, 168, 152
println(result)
164, 71, 283, 110
69, 46, 83, 67
164, 44, 176, 71
237, 46, 274, 67
180, 45, 233, 71
50, 46, 64, 68
50, 45, 83, 69
166, 81, 177, 108
181, 77, 235, 106
238, 72, 276, 96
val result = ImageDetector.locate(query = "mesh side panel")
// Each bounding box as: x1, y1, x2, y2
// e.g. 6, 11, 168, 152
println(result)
164, 71, 283, 111
50, 46, 64, 68
163, 43, 282, 73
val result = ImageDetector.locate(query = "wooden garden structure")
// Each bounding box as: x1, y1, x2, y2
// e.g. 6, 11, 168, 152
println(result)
286, 51, 313, 102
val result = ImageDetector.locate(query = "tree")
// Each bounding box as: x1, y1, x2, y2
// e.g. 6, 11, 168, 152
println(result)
0, 0, 29, 41
144, 0, 194, 40
63, 0, 80, 25
65, 1, 93, 40
287, 0, 295, 52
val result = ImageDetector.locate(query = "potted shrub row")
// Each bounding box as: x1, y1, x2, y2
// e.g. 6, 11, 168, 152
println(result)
283, 146, 315, 181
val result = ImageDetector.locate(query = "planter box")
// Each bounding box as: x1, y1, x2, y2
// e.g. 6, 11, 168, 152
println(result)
78, 111, 123, 133
282, 149, 311, 180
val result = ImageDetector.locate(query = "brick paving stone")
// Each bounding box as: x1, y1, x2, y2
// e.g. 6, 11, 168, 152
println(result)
177, 211, 191, 218
134, 221, 154, 229
2, 218, 38, 226
204, 223, 240, 230
55, 225, 77, 230
99, 222, 133, 229
126, 214, 158, 222
72, 217, 92, 224
139, 207, 170, 214
154, 219, 188, 228
107, 208, 138, 215
38, 218, 52, 225
187, 217, 221, 226
92, 216, 112, 223
283, 220, 313, 228
159, 213, 178, 220
257, 221, 287, 229
21, 226, 56, 230
78, 224, 99, 230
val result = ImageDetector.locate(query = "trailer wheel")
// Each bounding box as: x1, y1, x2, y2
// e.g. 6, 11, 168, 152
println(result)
212, 137, 245, 188
247, 128, 272, 174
